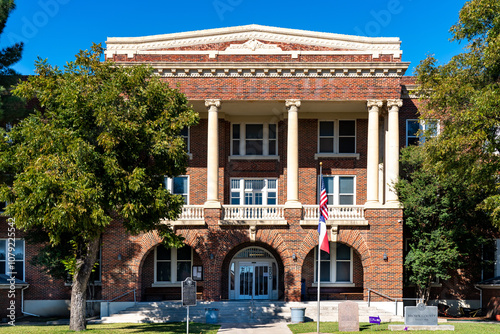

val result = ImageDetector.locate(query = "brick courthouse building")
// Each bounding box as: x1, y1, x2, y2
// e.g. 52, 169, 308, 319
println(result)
2, 25, 499, 319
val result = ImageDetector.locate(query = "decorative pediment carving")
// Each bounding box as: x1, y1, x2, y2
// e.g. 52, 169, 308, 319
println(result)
225, 39, 282, 52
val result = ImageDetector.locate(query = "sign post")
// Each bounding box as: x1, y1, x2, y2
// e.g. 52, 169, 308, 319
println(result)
182, 277, 197, 334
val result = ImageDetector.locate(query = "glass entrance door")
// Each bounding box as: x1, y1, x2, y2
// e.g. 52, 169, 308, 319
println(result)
238, 262, 269, 299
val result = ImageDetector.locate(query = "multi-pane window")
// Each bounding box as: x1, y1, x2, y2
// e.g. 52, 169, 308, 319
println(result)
155, 245, 192, 283
230, 178, 277, 205
0, 239, 24, 281
232, 124, 277, 156
164, 176, 189, 204
406, 119, 439, 146
322, 176, 355, 205
180, 127, 189, 153
315, 243, 353, 283
318, 120, 356, 153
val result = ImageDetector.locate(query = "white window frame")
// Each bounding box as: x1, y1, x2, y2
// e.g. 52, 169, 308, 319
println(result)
406, 119, 439, 146
231, 123, 278, 157
314, 243, 354, 285
230, 178, 278, 205
0, 238, 25, 281
317, 120, 356, 154
164, 176, 189, 204
320, 175, 356, 206
153, 245, 193, 285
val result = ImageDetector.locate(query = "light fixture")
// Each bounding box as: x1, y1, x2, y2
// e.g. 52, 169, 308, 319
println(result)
292, 253, 297, 261
118, 254, 122, 260
383, 253, 388, 261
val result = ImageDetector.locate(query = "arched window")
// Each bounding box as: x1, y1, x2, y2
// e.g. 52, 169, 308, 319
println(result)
315, 242, 353, 283
155, 244, 192, 283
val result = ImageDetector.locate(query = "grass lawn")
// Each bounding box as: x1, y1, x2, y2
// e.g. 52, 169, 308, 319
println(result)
0, 322, 220, 333
288, 321, 500, 333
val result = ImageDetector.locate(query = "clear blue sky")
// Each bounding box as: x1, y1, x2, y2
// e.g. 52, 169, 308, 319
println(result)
3, 0, 468, 76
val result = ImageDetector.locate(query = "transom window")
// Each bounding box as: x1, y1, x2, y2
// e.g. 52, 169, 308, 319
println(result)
231, 178, 277, 205
155, 244, 192, 283
321, 176, 355, 205
164, 176, 189, 204
0, 239, 24, 281
232, 124, 277, 156
318, 120, 356, 154
315, 243, 353, 283
406, 119, 439, 146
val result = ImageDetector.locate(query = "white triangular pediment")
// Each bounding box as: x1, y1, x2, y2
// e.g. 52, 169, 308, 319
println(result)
106, 24, 402, 58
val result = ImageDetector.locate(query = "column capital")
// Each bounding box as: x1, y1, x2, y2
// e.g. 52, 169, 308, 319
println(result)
205, 99, 221, 109
367, 99, 383, 111
387, 99, 403, 111
285, 99, 301, 109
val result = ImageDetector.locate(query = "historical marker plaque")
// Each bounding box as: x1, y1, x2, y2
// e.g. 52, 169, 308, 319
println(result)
405, 303, 438, 326
338, 301, 359, 332
182, 277, 197, 306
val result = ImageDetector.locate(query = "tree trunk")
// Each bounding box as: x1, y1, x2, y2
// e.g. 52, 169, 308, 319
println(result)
69, 235, 101, 331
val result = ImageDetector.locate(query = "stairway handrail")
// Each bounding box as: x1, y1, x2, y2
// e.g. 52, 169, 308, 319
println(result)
367, 288, 400, 316
87, 289, 137, 303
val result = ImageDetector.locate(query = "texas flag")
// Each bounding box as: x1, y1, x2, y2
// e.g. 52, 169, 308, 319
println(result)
318, 175, 330, 254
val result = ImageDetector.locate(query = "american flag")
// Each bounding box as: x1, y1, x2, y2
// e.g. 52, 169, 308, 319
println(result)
318, 175, 330, 254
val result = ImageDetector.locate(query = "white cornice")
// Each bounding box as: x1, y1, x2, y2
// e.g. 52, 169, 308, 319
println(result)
113, 61, 410, 78
106, 24, 403, 58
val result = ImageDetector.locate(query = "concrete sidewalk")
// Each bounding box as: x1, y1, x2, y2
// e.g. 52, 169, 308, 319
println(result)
217, 322, 293, 334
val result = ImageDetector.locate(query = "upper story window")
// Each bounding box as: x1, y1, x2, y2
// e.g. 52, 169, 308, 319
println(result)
230, 178, 277, 205
406, 119, 439, 146
155, 244, 192, 283
315, 243, 353, 283
318, 120, 356, 154
232, 124, 277, 156
322, 175, 355, 205
181, 127, 190, 153
0, 239, 24, 281
164, 176, 189, 204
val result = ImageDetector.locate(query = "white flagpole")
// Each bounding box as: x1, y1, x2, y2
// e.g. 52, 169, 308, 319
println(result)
317, 162, 322, 334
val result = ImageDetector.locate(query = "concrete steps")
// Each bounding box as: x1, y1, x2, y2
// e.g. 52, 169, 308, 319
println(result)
99, 300, 404, 324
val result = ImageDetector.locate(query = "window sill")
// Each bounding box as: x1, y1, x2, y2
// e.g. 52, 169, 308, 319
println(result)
229, 155, 280, 161
152, 282, 182, 287
312, 282, 355, 287
314, 153, 360, 160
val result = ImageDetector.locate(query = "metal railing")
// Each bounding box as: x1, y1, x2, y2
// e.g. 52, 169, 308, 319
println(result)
303, 205, 365, 220
223, 205, 285, 220
367, 288, 422, 316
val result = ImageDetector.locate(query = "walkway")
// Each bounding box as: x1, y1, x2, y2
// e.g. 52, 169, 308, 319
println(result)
217, 322, 293, 334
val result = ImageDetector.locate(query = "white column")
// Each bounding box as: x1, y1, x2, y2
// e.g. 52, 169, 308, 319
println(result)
204, 99, 221, 208
285, 99, 301, 208
386, 99, 403, 206
366, 100, 383, 207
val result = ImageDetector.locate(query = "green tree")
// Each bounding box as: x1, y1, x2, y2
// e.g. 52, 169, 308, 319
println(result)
396, 146, 496, 303
0, 0, 29, 123
415, 0, 500, 229
0, 44, 198, 331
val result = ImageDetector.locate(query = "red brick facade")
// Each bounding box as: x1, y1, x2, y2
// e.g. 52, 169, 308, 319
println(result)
3, 25, 493, 320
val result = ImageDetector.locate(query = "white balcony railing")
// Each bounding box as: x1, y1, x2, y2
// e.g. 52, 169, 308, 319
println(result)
302, 205, 365, 221
223, 205, 285, 220
178, 205, 205, 220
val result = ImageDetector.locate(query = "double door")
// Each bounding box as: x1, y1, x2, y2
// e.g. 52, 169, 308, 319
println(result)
238, 262, 270, 299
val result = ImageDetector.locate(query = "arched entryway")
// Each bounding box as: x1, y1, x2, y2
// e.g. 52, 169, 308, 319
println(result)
228, 246, 279, 300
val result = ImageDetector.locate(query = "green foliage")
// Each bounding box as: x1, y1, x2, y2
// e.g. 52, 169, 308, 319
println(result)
396, 145, 496, 302
0, 43, 198, 329
415, 0, 500, 229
